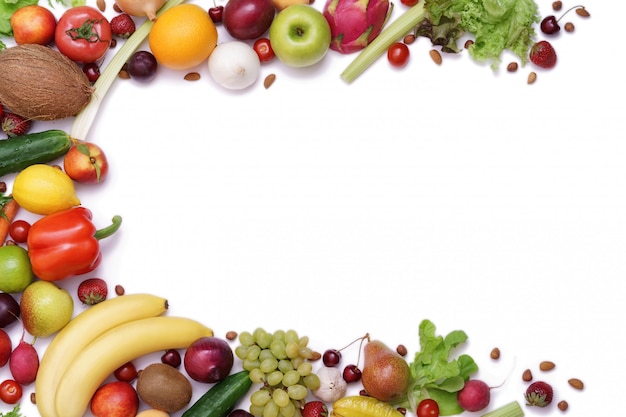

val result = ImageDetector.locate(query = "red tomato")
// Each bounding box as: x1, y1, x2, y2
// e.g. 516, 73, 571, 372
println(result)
0, 379, 22, 404
55, 6, 112, 64
8, 220, 31, 243
387, 42, 410, 68
253, 38, 275, 63
417, 399, 439, 417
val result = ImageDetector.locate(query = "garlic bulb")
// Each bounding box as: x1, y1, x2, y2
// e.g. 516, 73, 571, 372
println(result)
312, 366, 348, 403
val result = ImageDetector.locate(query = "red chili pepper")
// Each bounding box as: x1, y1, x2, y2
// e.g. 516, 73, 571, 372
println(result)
26, 207, 122, 281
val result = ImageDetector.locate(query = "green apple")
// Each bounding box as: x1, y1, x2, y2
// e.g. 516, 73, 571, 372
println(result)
20, 281, 74, 338
269, 4, 331, 68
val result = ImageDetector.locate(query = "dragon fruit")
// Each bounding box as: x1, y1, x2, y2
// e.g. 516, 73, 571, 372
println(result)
323, 0, 391, 54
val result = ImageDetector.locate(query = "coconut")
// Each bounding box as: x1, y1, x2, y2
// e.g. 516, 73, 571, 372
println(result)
0, 44, 93, 121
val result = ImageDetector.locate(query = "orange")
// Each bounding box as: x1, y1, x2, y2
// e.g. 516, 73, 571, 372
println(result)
149, 4, 218, 70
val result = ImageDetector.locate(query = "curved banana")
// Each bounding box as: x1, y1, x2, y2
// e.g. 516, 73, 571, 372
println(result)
55, 315, 214, 417
36, 293, 169, 417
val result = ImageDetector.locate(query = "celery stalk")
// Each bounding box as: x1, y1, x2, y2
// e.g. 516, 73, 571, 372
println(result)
340, 1, 425, 84
480, 401, 524, 417
70, 0, 186, 140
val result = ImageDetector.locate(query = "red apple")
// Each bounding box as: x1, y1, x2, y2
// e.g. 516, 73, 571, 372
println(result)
10, 5, 57, 45
90, 381, 138, 417
63, 141, 109, 184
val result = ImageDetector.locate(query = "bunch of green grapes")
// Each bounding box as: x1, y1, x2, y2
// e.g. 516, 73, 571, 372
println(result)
235, 328, 321, 417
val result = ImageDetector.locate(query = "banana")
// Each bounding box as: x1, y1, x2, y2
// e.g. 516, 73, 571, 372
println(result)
54, 315, 213, 417
331, 396, 405, 417
36, 293, 169, 417
272, 0, 311, 10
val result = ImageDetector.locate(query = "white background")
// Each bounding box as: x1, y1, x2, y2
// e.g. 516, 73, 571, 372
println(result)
1, 0, 624, 416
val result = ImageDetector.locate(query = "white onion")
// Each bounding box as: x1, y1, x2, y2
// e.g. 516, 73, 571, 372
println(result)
208, 41, 261, 90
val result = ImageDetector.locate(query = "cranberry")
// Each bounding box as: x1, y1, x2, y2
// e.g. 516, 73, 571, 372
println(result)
161, 349, 182, 368
322, 349, 342, 367
343, 364, 362, 383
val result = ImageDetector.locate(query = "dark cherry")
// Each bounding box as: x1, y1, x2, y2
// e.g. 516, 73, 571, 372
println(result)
209, 5, 224, 23
114, 361, 138, 382
161, 348, 182, 368
322, 349, 342, 367
540, 15, 560, 34
343, 364, 362, 383
82, 62, 101, 83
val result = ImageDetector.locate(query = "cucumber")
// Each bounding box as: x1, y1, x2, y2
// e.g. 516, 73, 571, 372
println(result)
183, 370, 253, 417
0, 130, 72, 178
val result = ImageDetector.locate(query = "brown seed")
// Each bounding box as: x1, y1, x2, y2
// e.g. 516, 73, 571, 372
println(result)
118, 69, 130, 79
527, 71, 537, 85
115, 284, 125, 295
30, 392, 36, 404
397, 408, 407, 415
552, 0, 562, 11
464, 39, 474, 49
568, 378, 584, 390
403, 34, 416, 45
225, 330, 238, 340
109, 38, 117, 49
96, 0, 106, 11
539, 361, 556, 371
113, 2, 123, 12
264, 73, 276, 89
309, 351, 321, 361
429, 49, 442, 65
0, 182, 6, 194
396, 344, 408, 356
564, 22, 575, 32
184, 72, 201, 81
490, 347, 501, 360
576, 7, 590, 17
558, 400, 569, 411
506, 62, 518, 72
522, 368, 533, 381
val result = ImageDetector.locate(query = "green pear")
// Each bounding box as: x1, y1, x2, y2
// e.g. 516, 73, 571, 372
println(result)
20, 281, 74, 338
361, 339, 411, 402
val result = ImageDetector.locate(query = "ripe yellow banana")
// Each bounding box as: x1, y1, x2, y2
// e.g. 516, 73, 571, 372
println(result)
331, 396, 405, 417
54, 315, 213, 417
36, 293, 169, 417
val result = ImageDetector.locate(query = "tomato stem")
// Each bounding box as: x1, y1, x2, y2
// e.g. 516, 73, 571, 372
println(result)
66, 18, 109, 43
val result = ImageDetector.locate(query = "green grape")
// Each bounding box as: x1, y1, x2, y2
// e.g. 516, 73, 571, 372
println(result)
254, 328, 273, 348
259, 348, 275, 362
251, 390, 272, 407
303, 374, 320, 391
285, 342, 300, 359
273, 329, 286, 342
272, 388, 291, 408
280, 400, 296, 417
242, 359, 261, 371
284, 330, 299, 344
287, 384, 308, 400
250, 405, 265, 417
298, 336, 309, 348
260, 357, 279, 373
235, 345, 249, 360
247, 345, 262, 361
290, 357, 304, 369
266, 370, 284, 386
239, 331, 255, 347
263, 399, 280, 417
282, 370, 301, 387
277, 359, 293, 373
299, 347, 313, 359
296, 362, 312, 376
250, 368, 266, 383
270, 340, 287, 360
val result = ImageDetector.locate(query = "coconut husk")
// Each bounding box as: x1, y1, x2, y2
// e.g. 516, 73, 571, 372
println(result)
0, 44, 93, 121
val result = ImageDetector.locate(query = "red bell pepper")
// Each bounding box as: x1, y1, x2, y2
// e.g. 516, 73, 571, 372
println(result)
27, 207, 122, 281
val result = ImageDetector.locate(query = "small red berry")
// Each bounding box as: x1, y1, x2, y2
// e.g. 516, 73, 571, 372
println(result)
302, 401, 328, 417
529, 40, 557, 69
110, 13, 136, 39
1, 112, 31, 137
77, 278, 108, 305
525, 381, 554, 407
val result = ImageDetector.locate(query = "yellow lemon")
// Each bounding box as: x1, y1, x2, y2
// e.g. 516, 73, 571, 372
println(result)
12, 164, 80, 215
149, 4, 218, 70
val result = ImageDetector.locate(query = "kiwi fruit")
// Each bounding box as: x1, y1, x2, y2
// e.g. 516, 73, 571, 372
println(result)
136, 363, 193, 412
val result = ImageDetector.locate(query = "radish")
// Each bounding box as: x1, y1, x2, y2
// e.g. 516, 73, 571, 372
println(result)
457, 379, 491, 412
9, 334, 40, 385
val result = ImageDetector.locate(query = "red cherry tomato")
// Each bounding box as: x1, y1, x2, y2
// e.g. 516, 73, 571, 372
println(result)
400, 0, 420, 6
417, 399, 439, 417
0, 379, 22, 404
8, 220, 31, 243
253, 38, 275, 63
387, 42, 410, 68
55, 6, 112, 64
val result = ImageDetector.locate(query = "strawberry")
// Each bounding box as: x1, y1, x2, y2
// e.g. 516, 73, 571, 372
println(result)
302, 401, 328, 417
77, 278, 108, 305
1, 112, 31, 137
110, 13, 136, 39
529, 40, 557, 69
525, 381, 554, 407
